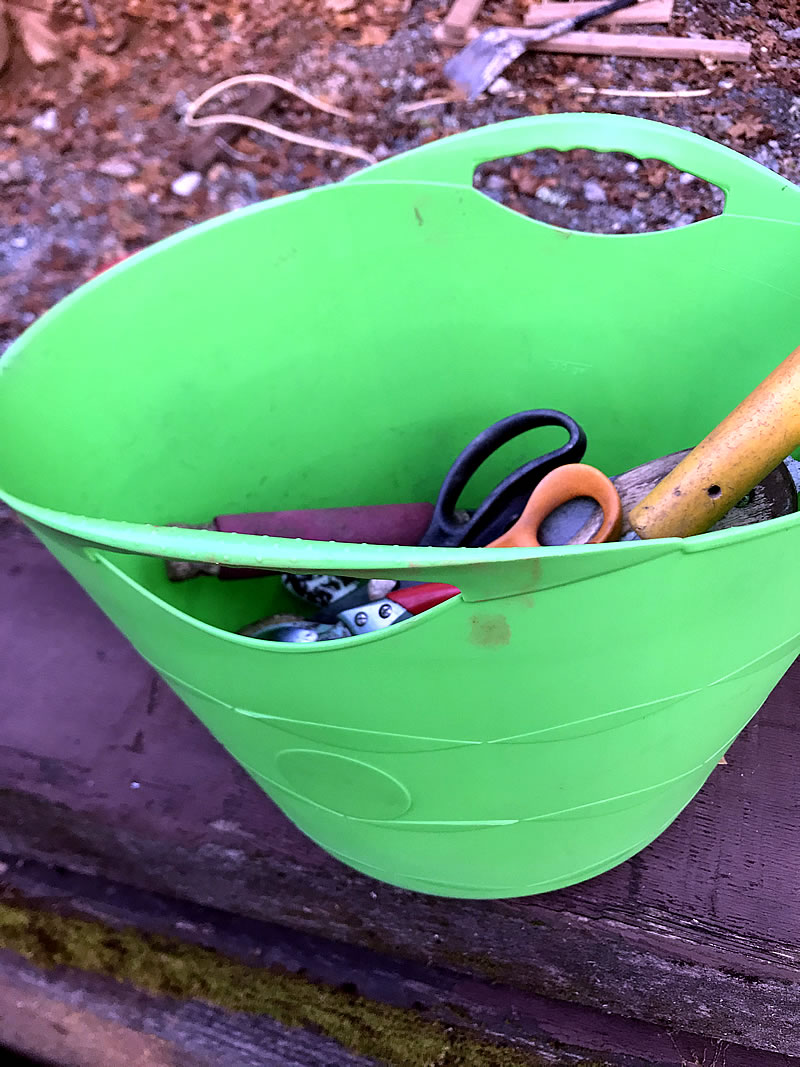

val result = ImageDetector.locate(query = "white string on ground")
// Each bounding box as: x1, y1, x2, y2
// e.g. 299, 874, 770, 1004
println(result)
184, 73, 378, 165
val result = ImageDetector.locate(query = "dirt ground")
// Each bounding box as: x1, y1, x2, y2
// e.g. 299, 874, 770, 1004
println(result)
0, 0, 797, 350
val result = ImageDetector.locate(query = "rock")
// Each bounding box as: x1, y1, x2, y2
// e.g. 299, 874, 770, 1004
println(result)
31, 109, 58, 133
173, 90, 191, 116
624, 161, 639, 174
484, 174, 508, 192
679, 172, 696, 185
583, 180, 606, 204
48, 200, 82, 221
488, 77, 512, 95
0, 160, 24, 184
99, 158, 139, 179
10, 236, 28, 249
535, 185, 570, 208
172, 171, 203, 197
673, 213, 698, 229
782, 26, 800, 42
207, 163, 231, 184
225, 191, 250, 212
752, 146, 779, 172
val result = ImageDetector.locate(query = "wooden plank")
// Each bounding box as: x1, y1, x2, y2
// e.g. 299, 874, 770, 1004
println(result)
438, 0, 673, 44
0, 972, 209, 1067
0, 952, 376, 1067
3, 857, 800, 1067
436, 0, 486, 45
529, 30, 751, 61
3, 518, 800, 1054
465, 28, 751, 61
438, 15, 750, 63
525, 0, 673, 27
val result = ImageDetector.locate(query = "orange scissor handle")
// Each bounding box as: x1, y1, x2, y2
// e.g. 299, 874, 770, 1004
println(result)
489, 463, 623, 548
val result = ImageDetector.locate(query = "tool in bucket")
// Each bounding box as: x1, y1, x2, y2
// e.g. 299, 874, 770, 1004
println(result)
172, 409, 593, 612
629, 342, 800, 540
467, 386, 800, 546
539, 448, 800, 545
246, 462, 623, 641
256, 411, 611, 635
248, 362, 800, 642
282, 431, 800, 640
165, 502, 436, 581
241, 361, 800, 643
241, 582, 463, 642
168, 408, 589, 580
258, 428, 800, 641
242, 410, 602, 640
444, 0, 640, 100
416, 409, 588, 547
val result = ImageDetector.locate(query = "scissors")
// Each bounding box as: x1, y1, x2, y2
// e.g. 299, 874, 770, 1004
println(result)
418, 409, 590, 547
397, 465, 622, 616
489, 463, 622, 548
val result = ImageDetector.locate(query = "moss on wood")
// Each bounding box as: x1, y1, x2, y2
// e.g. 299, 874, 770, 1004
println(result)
0, 897, 605, 1066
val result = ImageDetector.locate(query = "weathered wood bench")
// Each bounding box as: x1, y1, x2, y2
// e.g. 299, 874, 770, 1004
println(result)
2, 504, 799, 1065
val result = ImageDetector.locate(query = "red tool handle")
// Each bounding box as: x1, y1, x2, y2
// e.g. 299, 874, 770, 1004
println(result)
388, 583, 461, 614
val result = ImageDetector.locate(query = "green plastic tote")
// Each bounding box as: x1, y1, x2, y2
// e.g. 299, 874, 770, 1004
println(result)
2, 114, 800, 899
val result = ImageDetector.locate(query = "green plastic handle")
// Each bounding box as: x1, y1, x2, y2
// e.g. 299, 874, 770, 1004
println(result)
350, 114, 800, 222
13, 493, 676, 604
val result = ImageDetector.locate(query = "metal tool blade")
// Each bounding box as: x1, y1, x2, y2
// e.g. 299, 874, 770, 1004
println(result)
444, 28, 528, 100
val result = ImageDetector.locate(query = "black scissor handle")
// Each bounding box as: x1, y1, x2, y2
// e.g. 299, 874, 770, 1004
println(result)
418, 410, 587, 548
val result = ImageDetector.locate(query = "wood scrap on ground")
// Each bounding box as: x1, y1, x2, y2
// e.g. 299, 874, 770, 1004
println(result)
437, 0, 751, 70
509, 30, 752, 61
0, 0, 60, 70
434, 0, 486, 46
435, 0, 674, 44
524, 0, 673, 28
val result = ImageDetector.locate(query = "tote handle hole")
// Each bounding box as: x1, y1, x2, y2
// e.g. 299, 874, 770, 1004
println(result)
707, 484, 722, 498
473, 149, 724, 233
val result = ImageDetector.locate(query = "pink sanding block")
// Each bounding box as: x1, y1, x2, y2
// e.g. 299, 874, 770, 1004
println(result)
166, 503, 435, 581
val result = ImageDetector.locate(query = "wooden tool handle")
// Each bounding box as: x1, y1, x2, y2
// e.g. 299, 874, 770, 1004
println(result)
629, 344, 800, 540
490, 464, 622, 548
568, 449, 798, 543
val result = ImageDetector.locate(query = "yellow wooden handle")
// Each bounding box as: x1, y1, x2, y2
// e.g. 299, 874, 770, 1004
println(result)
629, 344, 800, 540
